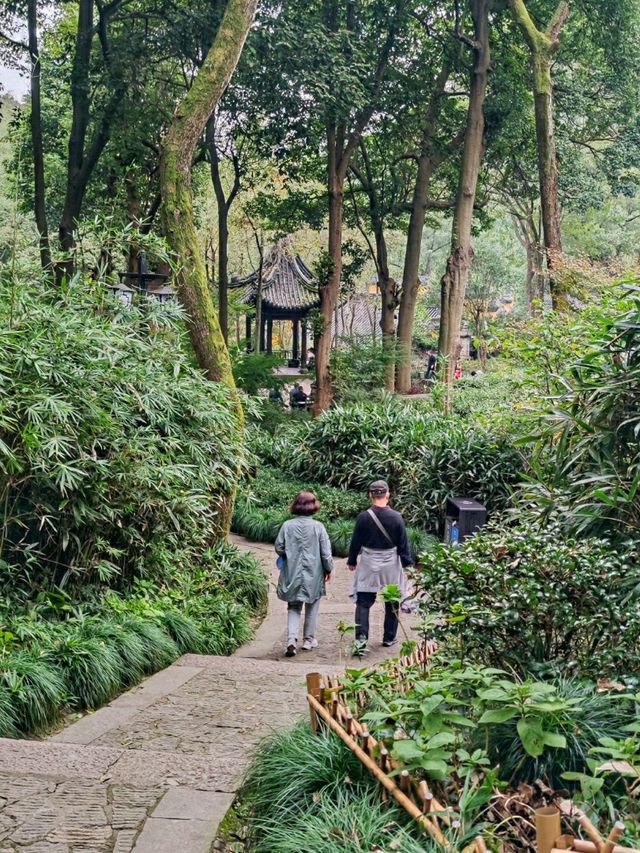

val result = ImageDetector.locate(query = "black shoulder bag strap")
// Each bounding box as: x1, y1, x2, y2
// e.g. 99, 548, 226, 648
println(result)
367, 508, 395, 547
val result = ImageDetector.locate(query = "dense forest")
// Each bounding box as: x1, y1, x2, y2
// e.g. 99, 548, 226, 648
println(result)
1, 0, 640, 851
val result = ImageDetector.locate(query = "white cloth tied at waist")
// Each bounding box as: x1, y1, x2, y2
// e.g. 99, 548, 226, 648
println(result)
349, 546, 407, 598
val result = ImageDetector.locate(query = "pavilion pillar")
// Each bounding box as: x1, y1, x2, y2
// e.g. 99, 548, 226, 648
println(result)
292, 318, 300, 363
260, 315, 267, 353
301, 320, 308, 366
266, 318, 273, 354
245, 314, 252, 351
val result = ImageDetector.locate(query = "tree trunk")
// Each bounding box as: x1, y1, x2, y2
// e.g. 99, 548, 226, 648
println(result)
509, 0, 568, 310
314, 136, 345, 414
27, 0, 51, 273
396, 154, 434, 393
161, 0, 255, 385
160, 0, 255, 535
207, 115, 241, 344
395, 64, 450, 394
56, 0, 125, 282
437, 0, 491, 407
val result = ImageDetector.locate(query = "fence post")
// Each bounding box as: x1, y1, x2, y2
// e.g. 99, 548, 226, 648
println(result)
536, 807, 561, 853
306, 672, 321, 733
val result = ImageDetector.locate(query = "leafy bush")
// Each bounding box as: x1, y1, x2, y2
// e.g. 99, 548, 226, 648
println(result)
330, 342, 400, 403
395, 425, 523, 530
415, 525, 640, 677
0, 539, 267, 735
269, 401, 523, 529
0, 277, 241, 595
0, 649, 66, 733
231, 350, 288, 395
518, 285, 640, 539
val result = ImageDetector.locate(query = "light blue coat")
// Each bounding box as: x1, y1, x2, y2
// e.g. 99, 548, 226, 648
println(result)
275, 516, 333, 604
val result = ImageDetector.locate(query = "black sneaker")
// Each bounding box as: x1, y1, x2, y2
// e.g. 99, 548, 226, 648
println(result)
382, 638, 398, 647
285, 644, 296, 657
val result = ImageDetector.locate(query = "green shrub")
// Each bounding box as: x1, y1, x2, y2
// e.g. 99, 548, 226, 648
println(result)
395, 425, 523, 530
117, 618, 180, 672
484, 677, 632, 787
330, 342, 400, 404
0, 685, 17, 738
415, 525, 640, 677
158, 610, 206, 655
0, 649, 66, 732
80, 618, 149, 686
0, 278, 241, 596
267, 401, 523, 529
47, 630, 124, 710
518, 286, 640, 540
232, 469, 436, 558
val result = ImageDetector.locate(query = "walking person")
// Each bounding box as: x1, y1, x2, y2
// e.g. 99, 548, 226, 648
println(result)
275, 491, 333, 658
347, 481, 413, 649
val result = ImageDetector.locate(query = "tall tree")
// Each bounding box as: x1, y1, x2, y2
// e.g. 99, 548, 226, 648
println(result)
438, 0, 491, 401
27, 0, 51, 272
314, 0, 405, 413
160, 0, 256, 390
508, 0, 568, 308
57, 0, 127, 278
395, 59, 460, 393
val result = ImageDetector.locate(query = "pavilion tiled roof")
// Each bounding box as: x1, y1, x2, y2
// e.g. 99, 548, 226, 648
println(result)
230, 239, 320, 312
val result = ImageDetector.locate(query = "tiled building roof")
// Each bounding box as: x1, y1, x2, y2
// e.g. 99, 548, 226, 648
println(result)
230, 239, 320, 313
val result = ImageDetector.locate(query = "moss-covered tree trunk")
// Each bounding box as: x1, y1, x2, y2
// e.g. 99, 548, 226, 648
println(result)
160, 0, 256, 386
160, 0, 256, 533
509, 0, 568, 310
437, 0, 491, 409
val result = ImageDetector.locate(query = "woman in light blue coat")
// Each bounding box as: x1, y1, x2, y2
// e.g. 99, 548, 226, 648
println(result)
275, 491, 333, 657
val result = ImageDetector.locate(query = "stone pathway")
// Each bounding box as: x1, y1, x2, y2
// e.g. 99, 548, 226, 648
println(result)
0, 534, 417, 853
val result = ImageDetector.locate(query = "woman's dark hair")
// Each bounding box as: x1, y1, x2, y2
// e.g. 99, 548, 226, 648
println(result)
290, 490, 320, 516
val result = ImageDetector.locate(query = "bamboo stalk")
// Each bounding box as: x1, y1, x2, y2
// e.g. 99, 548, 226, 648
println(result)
536, 806, 561, 853
567, 840, 638, 853
306, 673, 321, 733
307, 694, 449, 848
603, 824, 626, 853
400, 769, 410, 793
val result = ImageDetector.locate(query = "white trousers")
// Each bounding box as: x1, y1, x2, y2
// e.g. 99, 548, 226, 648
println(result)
287, 599, 321, 646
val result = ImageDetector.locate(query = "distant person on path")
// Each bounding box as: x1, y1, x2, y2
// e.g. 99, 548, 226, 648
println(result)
454, 361, 462, 380
425, 349, 437, 381
275, 491, 333, 658
347, 481, 412, 649
290, 383, 308, 408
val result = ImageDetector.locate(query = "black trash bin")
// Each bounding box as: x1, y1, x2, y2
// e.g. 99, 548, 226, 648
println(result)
444, 497, 486, 545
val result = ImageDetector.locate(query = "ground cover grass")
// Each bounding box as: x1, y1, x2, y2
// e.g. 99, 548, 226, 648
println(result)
0, 540, 268, 737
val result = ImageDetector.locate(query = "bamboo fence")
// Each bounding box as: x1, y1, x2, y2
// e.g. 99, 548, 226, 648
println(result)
305, 644, 639, 853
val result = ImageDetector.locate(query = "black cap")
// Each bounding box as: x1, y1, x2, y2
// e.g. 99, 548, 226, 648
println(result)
369, 480, 389, 496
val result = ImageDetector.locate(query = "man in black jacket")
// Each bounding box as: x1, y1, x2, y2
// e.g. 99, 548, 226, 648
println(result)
347, 480, 412, 648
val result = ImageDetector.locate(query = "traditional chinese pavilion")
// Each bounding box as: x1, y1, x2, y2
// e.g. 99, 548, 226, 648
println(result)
230, 238, 320, 367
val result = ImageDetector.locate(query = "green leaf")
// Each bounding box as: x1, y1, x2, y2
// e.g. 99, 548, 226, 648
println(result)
517, 718, 545, 757
542, 731, 567, 749
426, 732, 457, 749
477, 688, 510, 701
420, 759, 450, 780
391, 739, 424, 762
478, 707, 518, 724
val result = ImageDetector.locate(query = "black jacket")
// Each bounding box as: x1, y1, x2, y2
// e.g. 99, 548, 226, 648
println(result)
347, 505, 413, 567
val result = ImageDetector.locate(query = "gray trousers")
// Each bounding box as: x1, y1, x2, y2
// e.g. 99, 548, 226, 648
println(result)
287, 599, 321, 645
